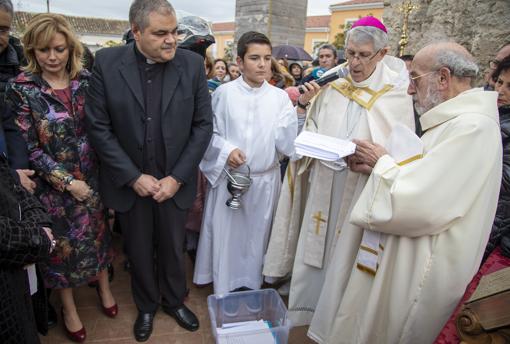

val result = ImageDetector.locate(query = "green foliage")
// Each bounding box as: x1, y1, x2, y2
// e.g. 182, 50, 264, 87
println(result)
332, 23, 352, 49
224, 41, 234, 62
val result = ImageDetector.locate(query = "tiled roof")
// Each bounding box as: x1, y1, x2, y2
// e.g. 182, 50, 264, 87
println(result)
13, 11, 129, 36
331, 0, 382, 6
211, 16, 331, 33
212, 22, 235, 32
306, 15, 330, 28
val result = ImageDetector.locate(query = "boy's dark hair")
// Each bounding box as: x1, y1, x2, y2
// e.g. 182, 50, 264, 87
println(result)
237, 31, 272, 59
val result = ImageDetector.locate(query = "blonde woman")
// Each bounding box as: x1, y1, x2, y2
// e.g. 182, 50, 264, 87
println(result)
5, 14, 116, 342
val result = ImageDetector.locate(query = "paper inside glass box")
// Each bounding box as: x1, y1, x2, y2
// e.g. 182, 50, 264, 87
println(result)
217, 320, 276, 344
294, 131, 356, 161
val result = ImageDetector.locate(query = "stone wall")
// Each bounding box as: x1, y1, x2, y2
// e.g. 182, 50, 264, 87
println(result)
235, 0, 307, 49
383, 0, 510, 76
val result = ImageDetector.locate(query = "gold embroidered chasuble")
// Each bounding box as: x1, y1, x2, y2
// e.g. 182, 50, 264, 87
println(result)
263, 56, 415, 326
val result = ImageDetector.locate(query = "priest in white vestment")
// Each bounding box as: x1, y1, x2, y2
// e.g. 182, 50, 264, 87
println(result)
194, 31, 318, 294
263, 17, 415, 326
308, 43, 503, 344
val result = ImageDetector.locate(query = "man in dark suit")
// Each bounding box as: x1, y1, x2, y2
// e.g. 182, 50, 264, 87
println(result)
85, 0, 213, 341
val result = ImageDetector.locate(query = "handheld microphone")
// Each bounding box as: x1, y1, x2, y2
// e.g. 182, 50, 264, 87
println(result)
299, 66, 349, 94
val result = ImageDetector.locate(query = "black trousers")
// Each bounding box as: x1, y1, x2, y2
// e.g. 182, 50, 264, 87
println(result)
117, 196, 187, 313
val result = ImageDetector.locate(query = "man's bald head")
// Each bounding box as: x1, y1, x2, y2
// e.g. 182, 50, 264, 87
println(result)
409, 42, 478, 115
414, 42, 478, 84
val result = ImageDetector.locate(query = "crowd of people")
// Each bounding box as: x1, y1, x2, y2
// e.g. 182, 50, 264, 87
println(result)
204, 41, 343, 93
0, 0, 509, 343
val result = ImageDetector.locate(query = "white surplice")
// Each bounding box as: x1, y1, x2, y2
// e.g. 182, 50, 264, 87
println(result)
194, 77, 297, 294
309, 88, 502, 344
263, 56, 414, 326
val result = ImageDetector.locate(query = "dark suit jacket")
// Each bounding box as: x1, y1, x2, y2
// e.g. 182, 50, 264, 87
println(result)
85, 45, 213, 212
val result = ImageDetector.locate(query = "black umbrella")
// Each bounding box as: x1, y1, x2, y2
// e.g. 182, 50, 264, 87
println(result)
272, 44, 313, 61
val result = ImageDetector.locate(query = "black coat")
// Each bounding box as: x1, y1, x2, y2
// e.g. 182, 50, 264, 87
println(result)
485, 105, 510, 259
0, 155, 51, 344
85, 45, 213, 212
0, 36, 29, 173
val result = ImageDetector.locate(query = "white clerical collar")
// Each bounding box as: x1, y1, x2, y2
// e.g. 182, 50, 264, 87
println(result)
238, 76, 268, 93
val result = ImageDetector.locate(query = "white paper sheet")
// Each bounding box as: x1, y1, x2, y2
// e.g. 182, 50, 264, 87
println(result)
25, 264, 38, 295
217, 320, 276, 344
294, 131, 356, 161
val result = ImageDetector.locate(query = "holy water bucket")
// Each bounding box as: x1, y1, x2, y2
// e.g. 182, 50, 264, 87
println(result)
224, 164, 252, 210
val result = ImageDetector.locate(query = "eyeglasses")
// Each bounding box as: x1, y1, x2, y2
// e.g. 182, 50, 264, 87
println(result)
345, 49, 381, 63
409, 70, 437, 87
489, 59, 499, 70
0, 26, 10, 34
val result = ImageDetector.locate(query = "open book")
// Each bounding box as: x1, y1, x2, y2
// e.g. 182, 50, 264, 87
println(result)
294, 131, 356, 161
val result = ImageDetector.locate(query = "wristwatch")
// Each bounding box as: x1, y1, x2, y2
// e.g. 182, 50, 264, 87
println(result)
297, 99, 311, 110
63, 175, 75, 189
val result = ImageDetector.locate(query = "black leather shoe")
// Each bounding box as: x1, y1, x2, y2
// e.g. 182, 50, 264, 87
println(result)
133, 312, 154, 342
47, 302, 58, 329
163, 305, 199, 332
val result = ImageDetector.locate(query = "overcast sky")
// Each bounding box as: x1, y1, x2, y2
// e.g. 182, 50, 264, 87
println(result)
15, 0, 344, 22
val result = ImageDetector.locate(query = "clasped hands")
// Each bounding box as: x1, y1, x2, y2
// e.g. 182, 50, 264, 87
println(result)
132, 174, 181, 203
346, 139, 388, 175
66, 180, 93, 202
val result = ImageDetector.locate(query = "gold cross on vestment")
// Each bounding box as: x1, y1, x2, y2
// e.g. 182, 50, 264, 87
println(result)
313, 211, 327, 235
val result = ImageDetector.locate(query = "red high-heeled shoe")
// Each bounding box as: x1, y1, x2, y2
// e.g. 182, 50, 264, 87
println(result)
61, 307, 86, 343
96, 286, 118, 318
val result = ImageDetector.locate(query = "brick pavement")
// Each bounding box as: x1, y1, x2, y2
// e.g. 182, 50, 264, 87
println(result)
39, 234, 314, 344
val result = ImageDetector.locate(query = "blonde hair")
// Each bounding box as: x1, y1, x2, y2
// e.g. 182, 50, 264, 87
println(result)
270, 57, 294, 88
22, 13, 84, 79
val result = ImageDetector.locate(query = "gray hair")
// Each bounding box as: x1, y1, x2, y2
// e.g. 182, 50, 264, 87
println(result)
129, 0, 175, 31
345, 26, 388, 51
433, 49, 479, 80
0, 0, 13, 17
